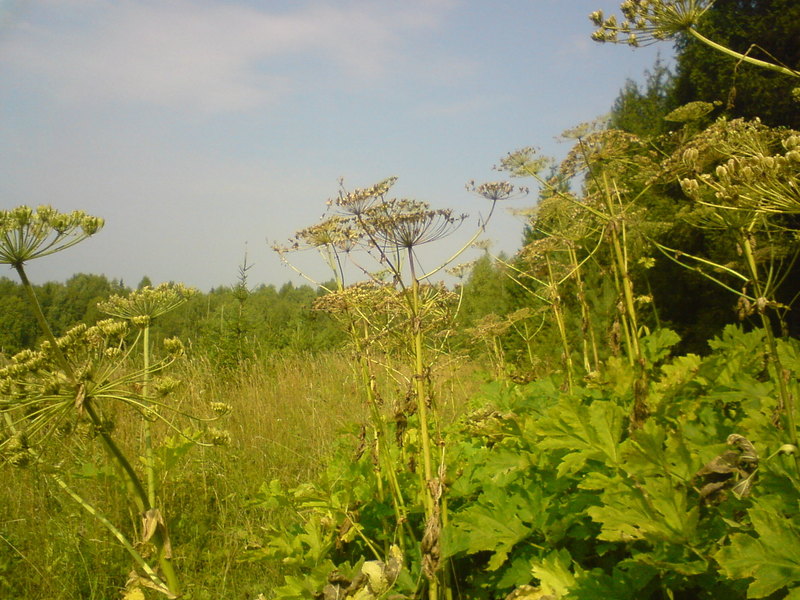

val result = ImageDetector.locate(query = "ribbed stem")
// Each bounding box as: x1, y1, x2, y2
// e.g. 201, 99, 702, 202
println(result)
408, 249, 440, 600
142, 324, 156, 508
739, 231, 799, 467
52, 474, 169, 592
688, 28, 800, 78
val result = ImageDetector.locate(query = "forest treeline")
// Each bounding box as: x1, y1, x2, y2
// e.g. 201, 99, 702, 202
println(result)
0, 273, 344, 360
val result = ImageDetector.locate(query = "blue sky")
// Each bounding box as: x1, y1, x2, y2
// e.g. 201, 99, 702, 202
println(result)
0, 0, 669, 291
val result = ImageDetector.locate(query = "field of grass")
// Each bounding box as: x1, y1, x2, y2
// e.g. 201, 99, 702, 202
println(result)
0, 349, 481, 599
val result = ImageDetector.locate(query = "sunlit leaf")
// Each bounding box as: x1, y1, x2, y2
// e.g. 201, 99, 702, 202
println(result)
715, 505, 800, 598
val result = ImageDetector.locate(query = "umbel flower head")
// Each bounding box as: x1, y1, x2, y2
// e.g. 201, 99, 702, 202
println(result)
466, 181, 529, 202
675, 119, 800, 216
98, 283, 196, 327
590, 0, 713, 47
0, 205, 104, 267
497, 148, 551, 179
0, 319, 190, 461
290, 215, 361, 252
334, 176, 399, 217
365, 199, 468, 249
0, 320, 128, 455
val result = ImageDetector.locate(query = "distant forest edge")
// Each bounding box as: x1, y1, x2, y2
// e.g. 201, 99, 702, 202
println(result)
0, 273, 347, 359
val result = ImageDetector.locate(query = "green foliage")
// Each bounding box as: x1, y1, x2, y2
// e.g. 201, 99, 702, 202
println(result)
610, 56, 675, 137
0, 274, 125, 354
0, 275, 344, 361
457, 254, 514, 327
672, 0, 800, 129
0, 278, 37, 354
253, 324, 800, 599
46, 273, 126, 335
715, 504, 800, 599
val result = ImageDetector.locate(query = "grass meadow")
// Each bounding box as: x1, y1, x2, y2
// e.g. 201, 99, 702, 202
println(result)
0, 349, 482, 599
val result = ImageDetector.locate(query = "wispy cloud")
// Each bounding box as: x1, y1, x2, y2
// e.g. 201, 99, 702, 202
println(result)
0, 0, 458, 113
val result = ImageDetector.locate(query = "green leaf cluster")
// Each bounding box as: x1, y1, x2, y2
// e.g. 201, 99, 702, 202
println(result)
256, 325, 800, 599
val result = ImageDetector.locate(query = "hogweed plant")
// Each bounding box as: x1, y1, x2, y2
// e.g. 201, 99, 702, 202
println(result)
590, 0, 800, 79
500, 193, 606, 386
498, 142, 656, 426
272, 177, 523, 600
663, 119, 800, 464
513, 237, 579, 392
0, 206, 215, 598
466, 308, 542, 381
532, 195, 603, 375
98, 283, 197, 515
588, 0, 800, 455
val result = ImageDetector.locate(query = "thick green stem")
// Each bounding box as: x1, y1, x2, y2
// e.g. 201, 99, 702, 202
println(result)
142, 324, 156, 509
412, 281, 434, 510
571, 247, 599, 373
603, 179, 648, 428
408, 250, 440, 600
492, 335, 506, 378
14, 264, 73, 376
523, 321, 536, 371
545, 255, 573, 393
138, 327, 179, 596
739, 232, 799, 457
607, 221, 641, 363
52, 474, 172, 594
354, 327, 409, 548
83, 400, 149, 514
688, 28, 800, 78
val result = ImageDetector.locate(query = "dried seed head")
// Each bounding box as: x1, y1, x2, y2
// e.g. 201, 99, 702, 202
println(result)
292, 215, 360, 251
445, 260, 477, 279
590, 1, 713, 48
367, 202, 467, 249
467, 181, 527, 202
496, 147, 553, 178
334, 176, 398, 216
